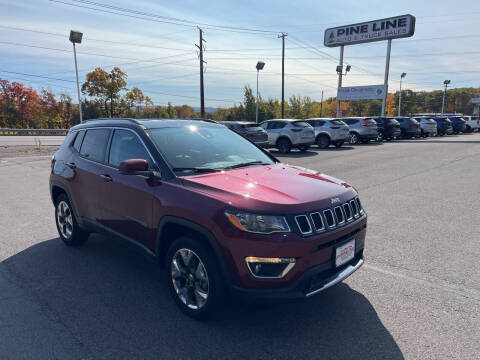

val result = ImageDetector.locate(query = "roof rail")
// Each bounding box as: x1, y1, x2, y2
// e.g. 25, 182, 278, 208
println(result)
83, 118, 143, 125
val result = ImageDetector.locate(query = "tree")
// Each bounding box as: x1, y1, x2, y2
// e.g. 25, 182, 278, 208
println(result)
82, 67, 127, 117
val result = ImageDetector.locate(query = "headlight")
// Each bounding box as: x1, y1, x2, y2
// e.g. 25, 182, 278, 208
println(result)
225, 211, 290, 234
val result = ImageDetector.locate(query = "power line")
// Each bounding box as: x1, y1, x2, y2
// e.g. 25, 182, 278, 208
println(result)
50, 0, 282, 35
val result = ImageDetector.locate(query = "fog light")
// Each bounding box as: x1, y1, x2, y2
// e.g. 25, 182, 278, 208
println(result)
245, 257, 296, 279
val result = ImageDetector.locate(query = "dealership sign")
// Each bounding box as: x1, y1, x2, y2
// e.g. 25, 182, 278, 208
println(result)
337, 85, 386, 101
472, 98, 480, 104
324, 14, 416, 47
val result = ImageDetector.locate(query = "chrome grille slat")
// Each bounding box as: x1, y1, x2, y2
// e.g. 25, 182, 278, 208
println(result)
323, 209, 336, 228
334, 206, 345, 225
343, 203, 353, 221
310, 212, 325, 232
295, 215, 312, 235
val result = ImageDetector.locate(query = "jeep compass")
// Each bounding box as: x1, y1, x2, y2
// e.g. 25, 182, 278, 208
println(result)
50, 118, 366, 319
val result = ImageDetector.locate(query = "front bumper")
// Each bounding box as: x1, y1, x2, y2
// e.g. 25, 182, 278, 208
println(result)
232, 253, 364, 300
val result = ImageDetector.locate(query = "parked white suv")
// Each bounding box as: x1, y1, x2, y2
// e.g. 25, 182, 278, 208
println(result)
414, 117, 437, 137
305, 118, 350, 149
463, 116, 480, 132
259, 119, 315, 154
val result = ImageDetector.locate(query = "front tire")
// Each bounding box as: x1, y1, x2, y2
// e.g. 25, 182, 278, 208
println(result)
55, 193, 88, 246
166, 236, 226, 320
349, 132, 359, 145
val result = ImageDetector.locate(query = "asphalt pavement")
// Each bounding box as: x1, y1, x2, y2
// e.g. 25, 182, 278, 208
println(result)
0, 134, 479, 359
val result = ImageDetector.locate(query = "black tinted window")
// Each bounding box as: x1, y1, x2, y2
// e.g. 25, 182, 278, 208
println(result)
318, 120, 325, 126
72, 130, 85, 152
241, 124, 263, 132
79, 128, 111, 162
109, 129, 152, 168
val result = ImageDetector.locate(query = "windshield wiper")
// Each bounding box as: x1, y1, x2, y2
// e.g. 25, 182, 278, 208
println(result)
221, 161, 270, 170
172, 167, 219, 174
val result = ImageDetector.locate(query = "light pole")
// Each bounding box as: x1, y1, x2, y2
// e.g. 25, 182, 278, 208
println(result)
69, 30, 83, 123
398, 72, 407, 116
255, 61, 265, 123
441, 80, 451, 114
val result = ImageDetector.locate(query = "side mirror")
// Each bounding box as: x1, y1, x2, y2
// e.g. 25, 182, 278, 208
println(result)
119, 158, 148, 173
118, 159, 161, 180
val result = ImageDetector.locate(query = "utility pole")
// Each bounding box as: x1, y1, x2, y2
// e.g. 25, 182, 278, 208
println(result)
196, 28, 206, 119
278, 33, 287, 118
320, 90, 324, 117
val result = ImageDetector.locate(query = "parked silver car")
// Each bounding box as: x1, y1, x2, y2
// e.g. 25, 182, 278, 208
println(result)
259, 119, 315, 153
414, 117, 437, 137
342, 117, 378, 144
305, 118, 350, 149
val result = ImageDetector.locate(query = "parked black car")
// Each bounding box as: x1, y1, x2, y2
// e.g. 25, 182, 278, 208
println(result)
373, 117, 401, 141
433, 117, 453, 136
220, 121, 269, 147
394, 117, 421, 139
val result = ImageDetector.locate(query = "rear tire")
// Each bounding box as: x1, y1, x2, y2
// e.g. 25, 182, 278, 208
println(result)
55, 193, 88, 246
166, 236, 227, 320
276, 138, 291, 154
376, 132, 384, 142
316, 134, 330, 149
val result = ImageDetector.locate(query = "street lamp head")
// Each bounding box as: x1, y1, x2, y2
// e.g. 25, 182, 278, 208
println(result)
401, 72, 407, 78
444, 80, 451, 85
69, 30, 83, 44
256, 61, 265, 71
345, 65, 351, 73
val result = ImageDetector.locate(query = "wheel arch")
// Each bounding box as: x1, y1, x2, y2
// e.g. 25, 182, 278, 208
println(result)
50, 181, 81, 223
275, 135, 292, 146
315, 132, 331, 141
156, 216, 232, 285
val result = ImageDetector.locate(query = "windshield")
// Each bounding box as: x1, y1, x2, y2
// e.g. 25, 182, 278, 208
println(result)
148, 125, 274, 175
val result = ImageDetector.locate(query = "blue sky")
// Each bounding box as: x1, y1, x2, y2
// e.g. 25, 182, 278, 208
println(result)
1, 0, 479, 108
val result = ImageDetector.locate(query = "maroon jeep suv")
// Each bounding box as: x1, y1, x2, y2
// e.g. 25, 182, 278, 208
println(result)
50, 118, 366, 318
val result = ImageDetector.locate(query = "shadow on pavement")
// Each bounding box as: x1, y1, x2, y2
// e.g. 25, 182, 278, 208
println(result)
269, 150, 318, 158
2, 235, 404, 359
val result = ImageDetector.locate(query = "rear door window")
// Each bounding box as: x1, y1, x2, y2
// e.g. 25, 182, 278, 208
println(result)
241, 124, 263, 132
292, 121, 310, 128
79, 128, 111, 163
330, 120, 345, 125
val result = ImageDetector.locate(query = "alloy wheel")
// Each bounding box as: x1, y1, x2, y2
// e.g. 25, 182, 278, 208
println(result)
57, 200, 73, 239
171, 248, 209, 310
349, 133, 359, 144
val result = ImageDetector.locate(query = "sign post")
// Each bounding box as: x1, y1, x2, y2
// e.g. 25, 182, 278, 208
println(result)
381, 39, 392, 117
336, 45, 344, 118
324, 15, 415, 117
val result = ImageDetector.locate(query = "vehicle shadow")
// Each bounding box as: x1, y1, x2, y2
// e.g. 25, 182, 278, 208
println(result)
270, 150, 318, 158
1, 235, 404, 360
397, 139, 480, 144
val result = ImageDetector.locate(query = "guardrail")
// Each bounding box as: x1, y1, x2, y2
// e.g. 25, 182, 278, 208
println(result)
0, 128, 68, 136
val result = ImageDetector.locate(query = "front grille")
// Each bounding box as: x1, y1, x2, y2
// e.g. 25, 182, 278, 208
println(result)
292, 196, 365, 236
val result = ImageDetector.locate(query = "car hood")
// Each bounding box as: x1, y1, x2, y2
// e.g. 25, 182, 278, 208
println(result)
181, 163, 356, 212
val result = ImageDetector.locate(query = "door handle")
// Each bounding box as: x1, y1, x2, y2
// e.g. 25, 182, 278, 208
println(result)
66, 162, 76, 169
100, 174, 113, 182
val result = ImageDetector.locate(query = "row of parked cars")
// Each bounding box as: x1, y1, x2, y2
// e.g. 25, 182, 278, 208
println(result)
221, 115, 479, 153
